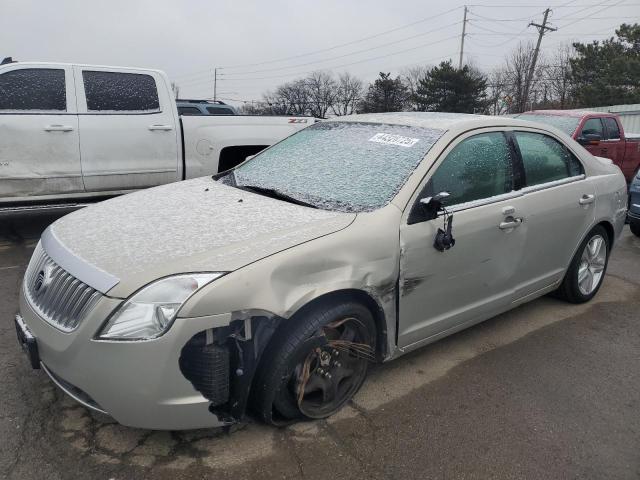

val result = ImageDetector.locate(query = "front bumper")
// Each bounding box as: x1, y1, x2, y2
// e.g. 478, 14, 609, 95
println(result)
18, 288, 233, 430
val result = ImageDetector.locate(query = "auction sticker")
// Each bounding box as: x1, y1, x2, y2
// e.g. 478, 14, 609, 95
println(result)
368, 133, 420, 147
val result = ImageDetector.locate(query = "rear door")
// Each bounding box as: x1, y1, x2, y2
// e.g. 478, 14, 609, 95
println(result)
74, 67, 180, 191
0, 64, 82, 198
601, 117, 629, 176
510, 130, 596, 299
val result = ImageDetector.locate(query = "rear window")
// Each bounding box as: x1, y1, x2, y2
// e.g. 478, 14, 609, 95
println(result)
82, 71, 159, 112
0, 68, 66, 111
229, 121, 444, 212
603, 117, 621, 140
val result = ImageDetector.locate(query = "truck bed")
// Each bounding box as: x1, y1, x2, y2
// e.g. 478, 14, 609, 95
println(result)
181, 115, 314, 178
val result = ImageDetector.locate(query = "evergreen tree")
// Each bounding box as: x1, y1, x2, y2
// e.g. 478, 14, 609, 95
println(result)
414, 61, 488, 113
359, 73, 410, 113
570, 23, 640, 107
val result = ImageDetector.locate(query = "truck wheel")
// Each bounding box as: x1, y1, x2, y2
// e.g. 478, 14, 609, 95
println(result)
251, 301, 375, 425
630, 219, 640, 237
556, 225, 610, 304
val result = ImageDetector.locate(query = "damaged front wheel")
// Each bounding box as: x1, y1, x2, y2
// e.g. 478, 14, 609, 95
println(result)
251, 301, 375, 425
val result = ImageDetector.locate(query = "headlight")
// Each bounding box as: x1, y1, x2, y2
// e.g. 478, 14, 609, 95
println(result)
98, 273, 224, 340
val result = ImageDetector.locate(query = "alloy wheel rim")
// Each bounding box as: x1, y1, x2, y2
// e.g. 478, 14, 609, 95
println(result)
578, 234, 607, 295
288, 317, 373, 419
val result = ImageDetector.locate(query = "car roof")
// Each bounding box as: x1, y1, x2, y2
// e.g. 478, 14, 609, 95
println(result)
521, 110, 616, 118
332, 111, 541, 133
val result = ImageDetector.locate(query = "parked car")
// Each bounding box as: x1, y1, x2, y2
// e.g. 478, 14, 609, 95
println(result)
0, 61, 311, 214
628, 171, 640, 236
15, 112, 627, 430
176, 99, 237, 116
516, 110, 640, 182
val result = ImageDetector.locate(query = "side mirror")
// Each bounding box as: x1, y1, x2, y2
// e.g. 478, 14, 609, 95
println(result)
419, 191, 450, 220
577, 133, 602, 146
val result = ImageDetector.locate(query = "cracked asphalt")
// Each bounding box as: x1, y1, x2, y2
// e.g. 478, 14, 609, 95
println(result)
1, 214, 639, 479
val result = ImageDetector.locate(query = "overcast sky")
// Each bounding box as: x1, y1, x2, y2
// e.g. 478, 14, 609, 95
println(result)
2, 0, 638, 106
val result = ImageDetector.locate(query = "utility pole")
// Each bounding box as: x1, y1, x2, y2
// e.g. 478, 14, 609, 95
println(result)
213, 68, 218, 101
458, 6, 468, 69
523, 8, 556, 111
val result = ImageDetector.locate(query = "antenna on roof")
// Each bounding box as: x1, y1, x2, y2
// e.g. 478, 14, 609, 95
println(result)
1, 57, 16, 65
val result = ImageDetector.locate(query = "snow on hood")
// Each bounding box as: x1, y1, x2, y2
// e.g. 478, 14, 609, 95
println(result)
45, 177, 354, 296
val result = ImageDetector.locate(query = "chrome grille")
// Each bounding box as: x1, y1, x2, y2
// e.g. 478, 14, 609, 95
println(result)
24, 243, 101, 332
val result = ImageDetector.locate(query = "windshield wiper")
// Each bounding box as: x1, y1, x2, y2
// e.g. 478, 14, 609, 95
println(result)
238, 185, 318, 209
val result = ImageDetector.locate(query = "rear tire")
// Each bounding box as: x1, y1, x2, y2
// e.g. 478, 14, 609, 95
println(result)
250, 301, 375, 425
630, 219, 640, 237
556, 225, 610, 304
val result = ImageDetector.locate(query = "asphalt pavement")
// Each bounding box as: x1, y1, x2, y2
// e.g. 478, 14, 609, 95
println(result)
1, 213, 639, 480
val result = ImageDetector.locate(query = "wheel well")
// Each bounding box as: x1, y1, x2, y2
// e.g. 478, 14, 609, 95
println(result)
286, 289, 389, 360
218, 145, 268, 172
596, 220, 614, 248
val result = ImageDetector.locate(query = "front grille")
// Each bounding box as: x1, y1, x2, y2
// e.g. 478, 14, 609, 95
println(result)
24, 243, 101, 332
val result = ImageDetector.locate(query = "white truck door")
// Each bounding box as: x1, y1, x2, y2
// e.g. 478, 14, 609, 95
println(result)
73, 67, 180, 192
0, 64, 83, 199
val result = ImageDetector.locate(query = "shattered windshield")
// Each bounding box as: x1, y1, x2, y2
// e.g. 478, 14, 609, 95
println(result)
517, 114, 581, 136
226, 121, 444, 212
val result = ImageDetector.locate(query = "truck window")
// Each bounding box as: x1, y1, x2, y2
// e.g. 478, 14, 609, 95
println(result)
82, 71, 159, 112
178, 106, 201, 115
603, 117, 621, 140
581, 118, 604, 137
514, 132, 583, 187
0, 68, 66, 111
206, 106, 234, 115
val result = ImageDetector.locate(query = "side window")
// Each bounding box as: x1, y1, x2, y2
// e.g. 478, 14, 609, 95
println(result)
178, 106, 201, 115
427, 132, 513, 207
0, 68, 66, 111
581, 118, 604, 137
206, 106, 234, 115
82, 71, 159, 112
514, 132, 583, 187
603, 117, 621, 140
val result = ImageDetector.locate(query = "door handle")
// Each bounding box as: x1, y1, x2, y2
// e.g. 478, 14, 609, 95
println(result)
499, 217, 523, 230
148, 124, 173, 131
44, 125, 74, 132
579, 194, 595, 205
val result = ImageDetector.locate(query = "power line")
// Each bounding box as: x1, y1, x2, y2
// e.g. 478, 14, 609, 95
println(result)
219, 6, 462, 70
220, 21, 461, 77
220, 34, 460, 81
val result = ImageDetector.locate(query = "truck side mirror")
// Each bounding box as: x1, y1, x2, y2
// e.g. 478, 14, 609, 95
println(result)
577, 133, 602, 146
419, 191, 450, 220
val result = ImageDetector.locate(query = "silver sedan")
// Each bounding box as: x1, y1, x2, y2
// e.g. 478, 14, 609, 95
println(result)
16, 112, 627, 429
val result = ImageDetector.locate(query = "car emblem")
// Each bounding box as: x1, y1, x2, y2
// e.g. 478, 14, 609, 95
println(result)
33, 264, 54, 297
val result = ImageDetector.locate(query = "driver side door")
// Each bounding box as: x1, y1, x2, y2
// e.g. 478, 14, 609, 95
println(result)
398, 130, 527, 349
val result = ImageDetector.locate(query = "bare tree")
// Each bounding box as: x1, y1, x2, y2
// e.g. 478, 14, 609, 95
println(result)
401, 66, 428, 111
486, 68, 510, 115
331, 72, 363, 116
304, 71, 337, 118
501, 41, 545, 113
546, 43, 575, 109
272, 79, 310, 115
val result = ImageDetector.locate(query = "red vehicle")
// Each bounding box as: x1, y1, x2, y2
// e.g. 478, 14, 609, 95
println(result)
518, 110, 640, 182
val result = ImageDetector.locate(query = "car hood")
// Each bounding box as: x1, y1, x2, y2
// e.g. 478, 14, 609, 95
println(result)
43, 177, 355, 297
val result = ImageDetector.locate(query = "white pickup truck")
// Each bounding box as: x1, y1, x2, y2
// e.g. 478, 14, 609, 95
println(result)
0, 61, 312, 213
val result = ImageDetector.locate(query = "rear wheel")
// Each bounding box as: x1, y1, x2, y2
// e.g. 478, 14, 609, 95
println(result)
630, 219, 640, 237
556, 225, 609, 304
251, 301, 375, 425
